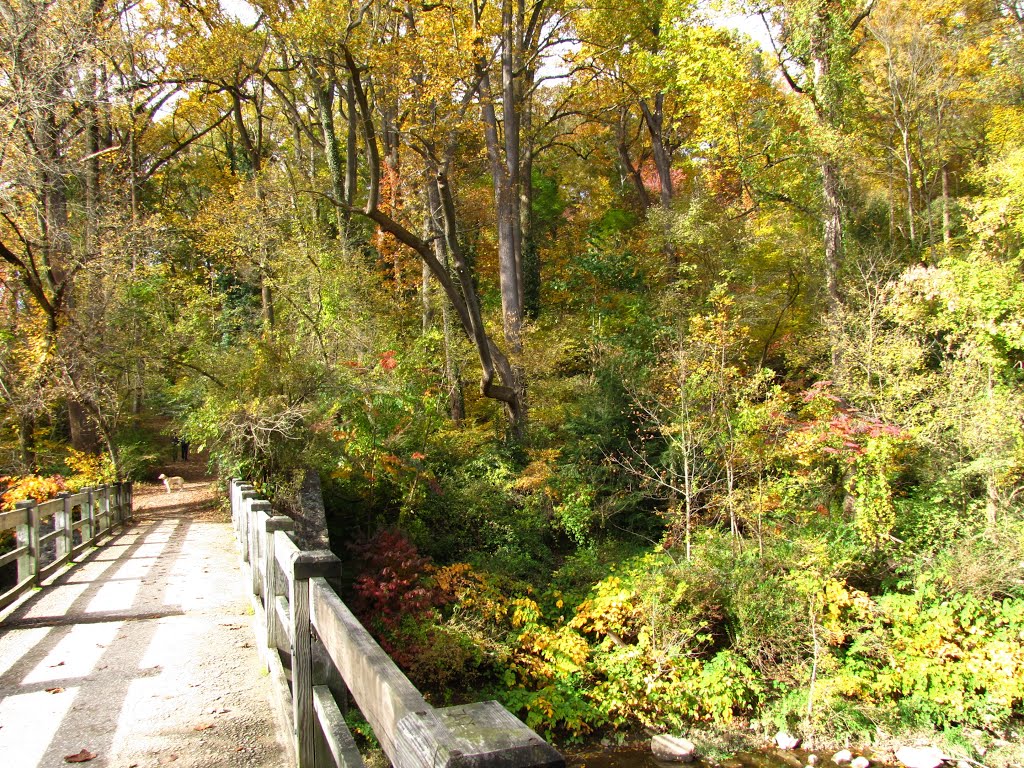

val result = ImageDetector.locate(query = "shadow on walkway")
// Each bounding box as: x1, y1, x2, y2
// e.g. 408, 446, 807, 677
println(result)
0, 485, 290, 767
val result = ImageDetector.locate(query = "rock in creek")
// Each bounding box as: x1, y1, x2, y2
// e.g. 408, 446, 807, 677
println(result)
895, 746, 946, 768
652, 735, 697, 763
775, 731, 801, 750
851, 757, 870, 768
832, 750, 853, 765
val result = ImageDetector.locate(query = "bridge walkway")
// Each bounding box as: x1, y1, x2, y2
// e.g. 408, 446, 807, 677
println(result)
0, 479, 291, 767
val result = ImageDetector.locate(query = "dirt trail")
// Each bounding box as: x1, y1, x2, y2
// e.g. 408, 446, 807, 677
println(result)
0, 474, 292, 767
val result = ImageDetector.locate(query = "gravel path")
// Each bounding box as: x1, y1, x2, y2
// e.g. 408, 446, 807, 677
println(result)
0, 477, 292, 767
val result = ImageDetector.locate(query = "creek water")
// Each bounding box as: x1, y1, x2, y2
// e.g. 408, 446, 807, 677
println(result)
567, 745, 824, 768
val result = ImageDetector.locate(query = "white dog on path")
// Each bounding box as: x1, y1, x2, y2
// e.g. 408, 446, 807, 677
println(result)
158, 473, 185, 493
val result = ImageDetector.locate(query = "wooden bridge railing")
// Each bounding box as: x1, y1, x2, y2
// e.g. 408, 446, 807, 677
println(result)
229, 479, 564, 768
0, 482, 134, 612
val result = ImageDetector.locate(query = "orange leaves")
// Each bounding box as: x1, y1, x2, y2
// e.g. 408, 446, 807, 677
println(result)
0, 474, 67, 511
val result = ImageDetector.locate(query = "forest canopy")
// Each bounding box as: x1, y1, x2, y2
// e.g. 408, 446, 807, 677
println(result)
1, 0, 1024, 756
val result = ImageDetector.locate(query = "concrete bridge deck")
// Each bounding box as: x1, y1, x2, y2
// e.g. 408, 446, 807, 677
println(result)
0, 480, 291, 767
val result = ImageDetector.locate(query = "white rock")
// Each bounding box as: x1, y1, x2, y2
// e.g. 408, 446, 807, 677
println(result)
851, 757, 870, 768
776, 731, 801, 750
957, 761, 971, 768
833, 750, 854, 765
652, 735, 697, 763
895, 746, 946, 768
808, 756, 819, 766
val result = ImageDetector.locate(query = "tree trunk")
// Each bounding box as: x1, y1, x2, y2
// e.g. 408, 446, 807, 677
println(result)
617, 107, 649, 212
942, 162, 951, 246
18, 414, 36, 470
345, 79, 359, 210
902, 129, 915, 244
68, 401, 100, 452
639, 95, 676, 269
986, 473, 999, 527
639, 95, 673, 209
821, 156, 843, 319
314, 80, 346, 234
481, 70, 524, 352
424, 182, 464, 423
520, 77, 540, 319
421, 258, 433, 333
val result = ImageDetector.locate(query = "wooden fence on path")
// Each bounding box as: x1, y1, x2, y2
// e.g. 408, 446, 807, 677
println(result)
230, 478, 564, 768
0, 482, 133, 612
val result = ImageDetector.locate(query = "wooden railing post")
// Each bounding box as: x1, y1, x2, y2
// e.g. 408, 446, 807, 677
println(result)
264, 516, 295, 654
83, 487, 95, 542
120, 482, 129, 524
250, 500, 272, 597
239, 486, 257, 564
230, 479, 240, 532
15, 500, 37, 585
56, 493, 72, 562
103, 485, 112, 534
290, 550, 341, 768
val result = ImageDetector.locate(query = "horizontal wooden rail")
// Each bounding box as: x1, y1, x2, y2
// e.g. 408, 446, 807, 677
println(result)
229, 478, 564, 768
0, 482, 134, 611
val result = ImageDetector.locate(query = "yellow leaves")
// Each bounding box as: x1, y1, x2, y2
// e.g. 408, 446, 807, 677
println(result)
513, 624, 591, 680
570, 576, 639, 638
512, 449, 560, 492
166, 18, 265, 83
818, 577, 873, 645
512, 597, 542, 628
64, 450, 116, 489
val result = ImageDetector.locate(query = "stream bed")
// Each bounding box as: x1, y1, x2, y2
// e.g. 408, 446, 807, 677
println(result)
567, 745, 851, 768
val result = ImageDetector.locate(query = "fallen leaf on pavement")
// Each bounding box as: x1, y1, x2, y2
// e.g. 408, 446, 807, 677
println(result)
63, 749, 97, 762
45, 687, 65, 694
193, 723, 215, 731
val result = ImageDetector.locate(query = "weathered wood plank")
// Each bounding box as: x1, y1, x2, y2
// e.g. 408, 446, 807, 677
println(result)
275, 530, 300, 575
265, 516, 295, 653
39, 528, 62, 545
251, 502, 271, 598
36, 499, 61, 518
39, 551, 73, 580
313, 684, 365, 768
0, 507, 27, 531
309, 577, 431, 765
434, 702, 564, 768
290, 551, 341, 768
17, 501, 36, 585
276, 596, 292, 646
0, 545, 28, 569
310, 577, 564, 768
230, 485, 562, 768
0, 577, 34, 611
57, 493, 72, 562
84, 487, 95, 541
